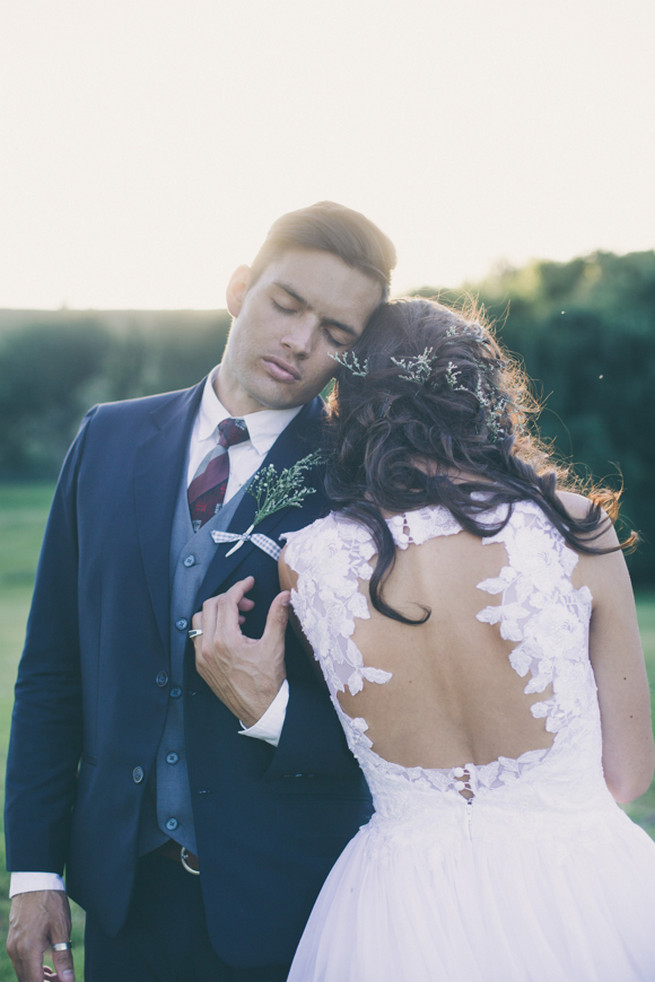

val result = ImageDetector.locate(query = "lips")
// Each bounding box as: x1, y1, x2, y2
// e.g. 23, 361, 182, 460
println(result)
262, 356, 301, 382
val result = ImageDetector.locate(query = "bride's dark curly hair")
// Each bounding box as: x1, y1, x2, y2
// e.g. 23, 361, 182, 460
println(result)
325, 297, 636, 624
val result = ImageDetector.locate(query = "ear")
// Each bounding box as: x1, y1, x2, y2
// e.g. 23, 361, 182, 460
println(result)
226, 265, 252, 317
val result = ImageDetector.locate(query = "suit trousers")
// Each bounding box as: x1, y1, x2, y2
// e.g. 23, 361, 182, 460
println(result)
83, 851, 291, 982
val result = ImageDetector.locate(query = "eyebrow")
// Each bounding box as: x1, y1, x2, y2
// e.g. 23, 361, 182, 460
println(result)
273, 281, 359, 339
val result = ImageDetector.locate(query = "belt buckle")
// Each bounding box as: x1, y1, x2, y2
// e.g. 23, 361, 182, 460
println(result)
180, 846, 200, 876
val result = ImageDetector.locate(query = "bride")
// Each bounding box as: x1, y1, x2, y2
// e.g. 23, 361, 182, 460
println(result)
279, 298, 655, 981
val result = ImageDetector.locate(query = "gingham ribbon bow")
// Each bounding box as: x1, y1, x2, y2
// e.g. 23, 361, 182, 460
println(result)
211, 525, 282, 561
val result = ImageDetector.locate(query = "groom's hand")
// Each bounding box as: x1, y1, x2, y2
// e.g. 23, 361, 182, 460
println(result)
191, 576, 290, 725
7, 890, 74, 982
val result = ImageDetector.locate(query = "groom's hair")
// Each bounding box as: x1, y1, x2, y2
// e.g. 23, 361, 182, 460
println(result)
248, 201, 397, 300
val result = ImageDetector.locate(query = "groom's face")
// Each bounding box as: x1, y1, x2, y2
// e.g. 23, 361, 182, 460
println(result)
216, 248, 382, 416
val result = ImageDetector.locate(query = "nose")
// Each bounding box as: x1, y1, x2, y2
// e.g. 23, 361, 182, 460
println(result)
280, 313, 316, 357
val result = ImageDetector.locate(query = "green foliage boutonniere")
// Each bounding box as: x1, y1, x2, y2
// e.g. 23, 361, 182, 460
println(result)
211, 451, 323, 559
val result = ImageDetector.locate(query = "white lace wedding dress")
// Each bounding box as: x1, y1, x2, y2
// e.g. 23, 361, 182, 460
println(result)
283, 502, 655, 981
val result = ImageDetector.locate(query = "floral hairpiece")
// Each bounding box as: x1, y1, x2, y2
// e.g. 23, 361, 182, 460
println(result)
328, 350, 370, 376
331, 338, 510, 439
330, 346, 439, 386
390, 347, 436, 384
446, 361, 508, 439
444, 322, 486, 342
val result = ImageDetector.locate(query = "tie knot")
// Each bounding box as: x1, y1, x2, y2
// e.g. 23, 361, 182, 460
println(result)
217, 417, 249, 449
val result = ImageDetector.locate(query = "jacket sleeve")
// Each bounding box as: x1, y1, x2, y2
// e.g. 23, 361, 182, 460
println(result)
4, 409, 96, 873
264, 628, 363, 784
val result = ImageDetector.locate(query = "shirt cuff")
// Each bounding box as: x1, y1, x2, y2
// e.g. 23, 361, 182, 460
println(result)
9, 872, 66, 898
238, 680, 289, 747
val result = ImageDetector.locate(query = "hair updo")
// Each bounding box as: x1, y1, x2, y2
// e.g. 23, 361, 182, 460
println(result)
325, 298, 632, 623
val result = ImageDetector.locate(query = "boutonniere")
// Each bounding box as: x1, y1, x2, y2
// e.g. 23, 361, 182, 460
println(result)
211, 451, 323, 560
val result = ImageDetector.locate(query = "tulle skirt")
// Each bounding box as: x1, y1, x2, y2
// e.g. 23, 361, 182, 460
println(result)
287, 805, 655, 982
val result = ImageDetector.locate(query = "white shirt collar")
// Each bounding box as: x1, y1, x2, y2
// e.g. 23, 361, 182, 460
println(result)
196, 366, 303, 455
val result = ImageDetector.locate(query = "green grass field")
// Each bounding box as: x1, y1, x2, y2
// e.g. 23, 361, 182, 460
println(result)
1, 484, 654, 979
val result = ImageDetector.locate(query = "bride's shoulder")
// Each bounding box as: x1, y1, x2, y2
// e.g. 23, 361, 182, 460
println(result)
555, 489, 620, 553
281, 510, 370, 553
279, 511, 375, 587
555, 489, 593, 518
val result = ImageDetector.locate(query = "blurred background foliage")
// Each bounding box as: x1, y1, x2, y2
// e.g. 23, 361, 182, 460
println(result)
1, 248, 653, 583
0, 310, 231, 479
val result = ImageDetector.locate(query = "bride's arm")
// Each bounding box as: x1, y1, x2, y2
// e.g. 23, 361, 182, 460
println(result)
578, 514, 654, 803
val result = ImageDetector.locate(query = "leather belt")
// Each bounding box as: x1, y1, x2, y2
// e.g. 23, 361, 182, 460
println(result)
156, 839, 200, 875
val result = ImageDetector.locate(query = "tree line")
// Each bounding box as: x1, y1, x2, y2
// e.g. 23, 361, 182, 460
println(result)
1, 249, 653, 584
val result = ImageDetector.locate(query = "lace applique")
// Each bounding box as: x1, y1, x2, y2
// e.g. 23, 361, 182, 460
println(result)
283, 501, 596, 803
476, 501, 594, 739
385, 507, 462, 548
284, 509, 461, 698
284, 515, 392, 697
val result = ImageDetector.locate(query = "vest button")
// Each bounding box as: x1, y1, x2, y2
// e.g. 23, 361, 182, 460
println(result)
155, 671, 169, 687
132, 766, 145, 784
183, 554, 196, 568
175, 618, 188, 631
166, 752, 179, 765
165, 817, 179, 832
170, 687, 182, 699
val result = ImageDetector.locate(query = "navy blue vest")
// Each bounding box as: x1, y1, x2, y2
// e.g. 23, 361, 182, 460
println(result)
138, 476, 248, 854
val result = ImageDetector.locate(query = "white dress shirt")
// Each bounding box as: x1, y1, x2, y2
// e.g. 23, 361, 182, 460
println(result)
10, 368, 302, 897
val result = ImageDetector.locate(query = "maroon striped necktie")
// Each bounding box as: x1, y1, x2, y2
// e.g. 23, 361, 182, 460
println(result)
188, 417, 249, 531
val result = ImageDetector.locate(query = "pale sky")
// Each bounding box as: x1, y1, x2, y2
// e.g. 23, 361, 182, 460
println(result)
1, 0, 653, 309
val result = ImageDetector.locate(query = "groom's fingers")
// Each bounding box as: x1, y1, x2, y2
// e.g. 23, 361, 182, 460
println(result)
201, 583, 289, 651
216, 577, 257, 641
261, 591, 291, 647
193, 579, 287, 723
51, 943, 75, 982
193, 577, 255, 641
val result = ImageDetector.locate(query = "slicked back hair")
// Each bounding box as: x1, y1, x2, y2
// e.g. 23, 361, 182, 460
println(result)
248, 201, 397, 300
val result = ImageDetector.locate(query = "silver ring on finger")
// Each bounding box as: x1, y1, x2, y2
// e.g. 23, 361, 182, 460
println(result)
52, 942, 73, 952
187, 628, 203, 639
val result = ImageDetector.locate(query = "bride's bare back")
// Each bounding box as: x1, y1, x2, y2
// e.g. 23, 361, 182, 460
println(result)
342, 526, 554, 771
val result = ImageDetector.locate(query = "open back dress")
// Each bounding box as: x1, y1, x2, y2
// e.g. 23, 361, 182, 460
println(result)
283, 501, 655, 981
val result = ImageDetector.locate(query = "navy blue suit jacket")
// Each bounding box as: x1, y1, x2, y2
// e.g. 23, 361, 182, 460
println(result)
5, 381, 372, 967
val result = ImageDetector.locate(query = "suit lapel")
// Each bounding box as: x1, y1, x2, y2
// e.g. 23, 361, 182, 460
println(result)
134, 382, 205, 649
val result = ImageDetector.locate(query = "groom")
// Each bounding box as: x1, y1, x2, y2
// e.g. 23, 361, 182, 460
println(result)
5, 202, 396, 981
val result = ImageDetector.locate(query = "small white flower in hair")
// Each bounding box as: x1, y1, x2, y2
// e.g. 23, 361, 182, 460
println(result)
390, 347, 436, 384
